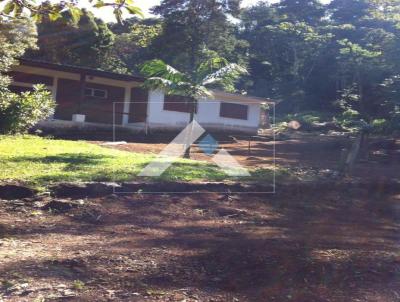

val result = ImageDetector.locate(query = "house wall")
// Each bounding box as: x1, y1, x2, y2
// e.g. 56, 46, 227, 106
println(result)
9, 71, 54, 86
10, 65, 142, 125
146, 90, 261, 133
55, 79, 125, 124
9, 64, 264, 133
196, 99, 261, 130
147, 90, 190, 127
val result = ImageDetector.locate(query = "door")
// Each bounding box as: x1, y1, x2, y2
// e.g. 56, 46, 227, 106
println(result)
129, 87, 148, 123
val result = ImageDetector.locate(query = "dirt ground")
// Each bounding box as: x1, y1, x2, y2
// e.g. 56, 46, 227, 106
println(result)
0, 182, 399, 302
93, 132, 400, 180
1, 133, 399, 301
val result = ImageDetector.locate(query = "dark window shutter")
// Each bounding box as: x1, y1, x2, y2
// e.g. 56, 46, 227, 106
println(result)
163, 95, 196, 113
219, 102, 248, 120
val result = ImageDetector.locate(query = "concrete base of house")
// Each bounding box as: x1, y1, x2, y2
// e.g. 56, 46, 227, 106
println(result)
34, 119, 144, 136
33, 119, 260, 140
146, 122, 259, 135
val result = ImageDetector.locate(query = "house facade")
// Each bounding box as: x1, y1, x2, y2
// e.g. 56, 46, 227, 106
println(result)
10, 59, 271, 134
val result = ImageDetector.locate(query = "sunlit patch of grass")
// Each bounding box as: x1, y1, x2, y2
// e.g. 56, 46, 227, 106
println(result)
0, 135, 283, 189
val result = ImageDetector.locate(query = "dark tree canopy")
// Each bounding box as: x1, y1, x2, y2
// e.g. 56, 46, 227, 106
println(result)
149, 0, 247, 74
28, 8, 115, 70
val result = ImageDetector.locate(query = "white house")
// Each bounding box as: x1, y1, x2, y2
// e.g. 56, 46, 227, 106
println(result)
10, 59, 272, 134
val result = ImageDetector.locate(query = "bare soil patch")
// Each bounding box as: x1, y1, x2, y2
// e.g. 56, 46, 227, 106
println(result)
92, 133, 400, 181
0, 182, 399, 301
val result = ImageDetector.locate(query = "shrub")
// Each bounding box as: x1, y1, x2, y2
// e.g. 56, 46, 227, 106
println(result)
342, 108, 360, 120
332, 108, 366, 131
370, 115, 400, 134
371, 118, 389, 133
0, 85, 55, 134
274, 111, 333, 130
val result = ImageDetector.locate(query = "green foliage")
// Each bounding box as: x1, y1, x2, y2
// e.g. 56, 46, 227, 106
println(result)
0, 17, 55, 134
370, 114, 400, 134
149, 0, 247, 74
0, 17, 37, 87
72, 280, 85, 291
238, 0, 400, 120
342, 108, 360, 120
0, 85, 55, 134
0, 0, 143, 24
128, 22, 161, 48
27, 9, 118, 70
141, 58, 247, 100
277, 111, 331, 126
142, 60, 189, 85
239, 2, 333, 107
338, 39, 382, 59
371, 118, 390, 133
108, 19, 162, 73
4, 0, 400, 130
200, 60, 248, 93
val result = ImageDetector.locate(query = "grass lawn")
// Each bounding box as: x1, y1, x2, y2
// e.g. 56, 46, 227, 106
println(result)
0, 135, 280, 189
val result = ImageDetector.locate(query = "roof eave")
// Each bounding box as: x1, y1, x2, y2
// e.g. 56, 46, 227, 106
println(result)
211, 90, 274, 104
18, 58, 145, 83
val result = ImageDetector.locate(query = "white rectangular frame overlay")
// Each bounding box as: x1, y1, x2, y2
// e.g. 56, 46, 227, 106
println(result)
111, 101, 276, 194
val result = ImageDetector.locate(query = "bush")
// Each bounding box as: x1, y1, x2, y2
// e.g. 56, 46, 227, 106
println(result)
279, 111, 331, 123
333, 108, 366, 131
371, 118, 389, 133
0, 85, 55, 134
274, 111, 333, 130
371, 115, 400, 134
342, 108, 360, 120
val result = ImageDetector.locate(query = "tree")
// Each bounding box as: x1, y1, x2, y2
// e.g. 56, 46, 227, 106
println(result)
0, 17, 55, 134
238, 0, 400, 128
140, 57, 247, 158
150, 0, 247, 74
0, 17, 37, 90
328, 0, 400, 125
274, 0, 325, 25
109, 18, 162, 73
27, 7, 118, 70
239, 2, 332, 110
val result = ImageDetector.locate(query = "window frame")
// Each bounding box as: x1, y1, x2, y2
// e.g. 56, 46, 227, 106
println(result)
84, 87, 108, 99
163, 94, 197, 114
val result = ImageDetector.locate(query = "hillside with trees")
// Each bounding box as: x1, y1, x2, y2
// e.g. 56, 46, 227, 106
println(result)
0, 1, 399, 301
20, 0, 400, 134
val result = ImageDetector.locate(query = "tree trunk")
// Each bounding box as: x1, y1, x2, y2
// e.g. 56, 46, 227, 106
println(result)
342, 129, 368, 175
183, 98, 197, 159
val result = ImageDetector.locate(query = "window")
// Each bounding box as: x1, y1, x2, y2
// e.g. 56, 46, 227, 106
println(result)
220, 102, 248, 120
84, 87, 108, 99
163, 95, 196, 113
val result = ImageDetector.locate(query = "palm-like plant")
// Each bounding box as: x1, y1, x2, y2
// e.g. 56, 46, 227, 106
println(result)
141, 57, 247, 158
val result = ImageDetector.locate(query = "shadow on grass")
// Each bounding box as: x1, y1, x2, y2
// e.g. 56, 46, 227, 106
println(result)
4, 153, 130, 185
5, 153, 279, 187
